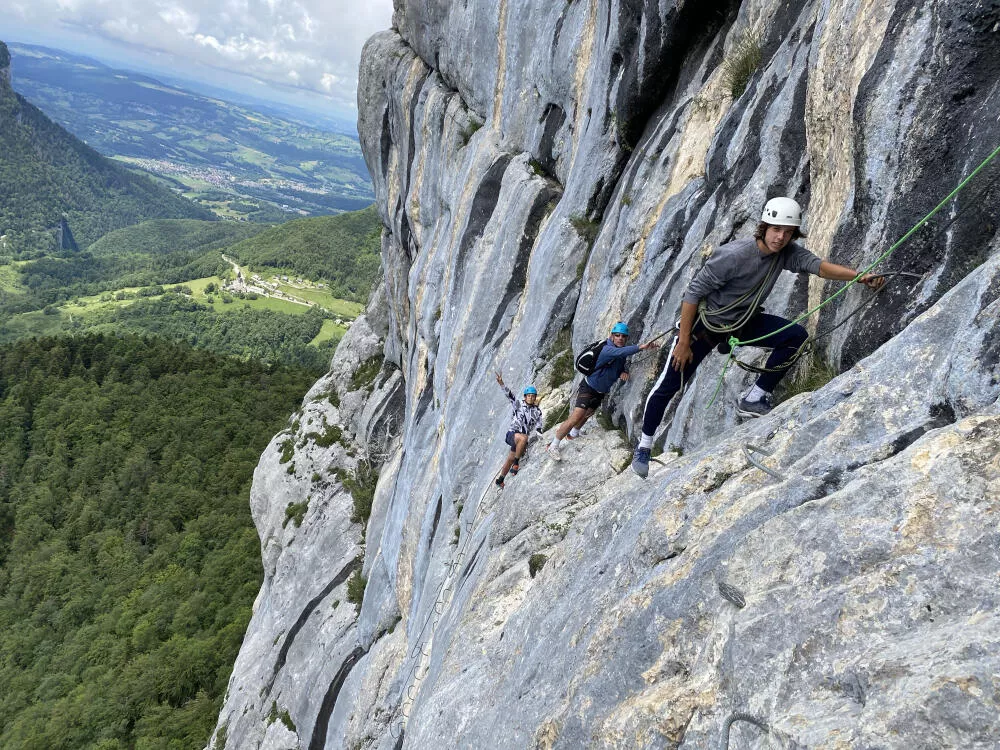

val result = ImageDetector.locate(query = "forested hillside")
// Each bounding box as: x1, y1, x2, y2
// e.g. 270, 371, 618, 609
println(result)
0, 334, 316, 749
5, 220, 263, 313
90, 295, 339, 372
87, 219, 265, 259
0, 41, 213, 255
227, 206, 382, 302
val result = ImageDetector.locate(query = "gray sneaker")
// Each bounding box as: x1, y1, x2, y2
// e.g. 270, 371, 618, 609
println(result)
631, 447, 651, 478
736, 395, 772, 418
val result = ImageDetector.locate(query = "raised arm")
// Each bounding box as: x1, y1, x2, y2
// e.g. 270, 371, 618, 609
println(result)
495, 372, 516, 403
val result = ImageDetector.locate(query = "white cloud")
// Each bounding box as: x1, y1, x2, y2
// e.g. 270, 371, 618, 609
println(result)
4, 0, 394, 111
158, 7, 199, 36
319, 72, 339, 93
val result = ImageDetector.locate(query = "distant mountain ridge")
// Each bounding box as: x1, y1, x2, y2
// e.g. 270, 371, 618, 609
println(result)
0, 40, 213, 255
7, 41, 374, 220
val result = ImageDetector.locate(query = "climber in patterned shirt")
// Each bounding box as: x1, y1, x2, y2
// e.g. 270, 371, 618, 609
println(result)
494, 372, 544, 488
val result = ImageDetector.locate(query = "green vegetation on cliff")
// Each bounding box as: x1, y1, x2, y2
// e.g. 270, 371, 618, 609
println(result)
0, 333, 315, 749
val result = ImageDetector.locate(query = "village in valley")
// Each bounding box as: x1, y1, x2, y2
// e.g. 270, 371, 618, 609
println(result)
222, 254, 355, 327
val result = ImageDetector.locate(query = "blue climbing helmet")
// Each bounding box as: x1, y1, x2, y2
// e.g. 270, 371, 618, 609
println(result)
523, 386, 538, 396
611, 321, 629, 336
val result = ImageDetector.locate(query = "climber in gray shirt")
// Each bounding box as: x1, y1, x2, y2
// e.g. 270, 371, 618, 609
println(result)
631, 197, 885, 477
683, 237, 822, 326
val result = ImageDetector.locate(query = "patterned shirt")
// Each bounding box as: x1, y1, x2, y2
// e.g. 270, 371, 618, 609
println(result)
503, 386, 544, 435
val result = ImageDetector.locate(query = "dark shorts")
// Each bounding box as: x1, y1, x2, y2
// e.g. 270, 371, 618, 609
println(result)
505, 430, 523, 449
574, 380, 605, 410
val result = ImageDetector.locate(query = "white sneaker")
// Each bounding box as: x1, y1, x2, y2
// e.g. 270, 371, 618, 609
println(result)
546, 442, 562, 461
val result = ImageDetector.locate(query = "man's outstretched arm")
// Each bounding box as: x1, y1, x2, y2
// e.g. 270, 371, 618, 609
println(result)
818, 261, 885, 289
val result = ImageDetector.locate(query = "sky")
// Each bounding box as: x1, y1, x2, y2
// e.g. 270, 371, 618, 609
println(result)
1, 0, 394, 124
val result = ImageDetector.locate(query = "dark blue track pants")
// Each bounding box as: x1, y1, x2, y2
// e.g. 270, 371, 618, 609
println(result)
640, 313, 807, 436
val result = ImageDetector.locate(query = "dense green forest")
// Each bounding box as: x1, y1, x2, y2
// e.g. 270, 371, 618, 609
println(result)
227, 206, 382, 302
90, 294, 340, 372
0, 53, 212, 255
87, 220, 265, 259
0, 334, 316, 749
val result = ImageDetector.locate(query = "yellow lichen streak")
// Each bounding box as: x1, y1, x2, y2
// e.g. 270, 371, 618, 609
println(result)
804, 0, 896, 327
569, 0, 599, 168
597, 66, 731, 332
492, 0, 510, 132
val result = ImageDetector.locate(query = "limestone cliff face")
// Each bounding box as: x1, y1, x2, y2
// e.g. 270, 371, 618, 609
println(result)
0, 42, 11, 89
210, 2, 1000, 748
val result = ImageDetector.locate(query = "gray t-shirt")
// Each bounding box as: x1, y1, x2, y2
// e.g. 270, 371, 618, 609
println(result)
683, 237, 822, 326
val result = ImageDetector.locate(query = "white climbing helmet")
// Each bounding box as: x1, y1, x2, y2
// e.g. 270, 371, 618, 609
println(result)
761, 197, 803, 227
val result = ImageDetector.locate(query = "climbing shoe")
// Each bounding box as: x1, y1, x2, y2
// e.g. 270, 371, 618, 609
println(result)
510, 461, 520, 475
736, 395, 772, 418
631, 447, 651, 478
495, 475, 505, 489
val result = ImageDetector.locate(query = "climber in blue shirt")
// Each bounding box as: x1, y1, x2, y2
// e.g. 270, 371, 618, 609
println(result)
547, 322, 659, 461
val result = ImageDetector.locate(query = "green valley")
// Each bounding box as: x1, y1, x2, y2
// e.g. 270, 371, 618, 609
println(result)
0, 209, 379, 371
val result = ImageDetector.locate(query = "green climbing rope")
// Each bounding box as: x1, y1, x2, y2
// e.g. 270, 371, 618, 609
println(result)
706, 142, 1000, 408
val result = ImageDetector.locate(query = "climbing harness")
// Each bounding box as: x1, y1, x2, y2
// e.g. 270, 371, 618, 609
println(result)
707, 142, 1000, 407
721, 270, 923, 378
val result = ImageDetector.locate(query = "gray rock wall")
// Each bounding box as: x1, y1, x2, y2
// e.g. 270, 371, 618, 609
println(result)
0, 41, 11, 89
210, 1, 1000, 748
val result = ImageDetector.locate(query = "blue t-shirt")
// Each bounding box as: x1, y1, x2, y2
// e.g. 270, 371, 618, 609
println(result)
585, 340, 642, 393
